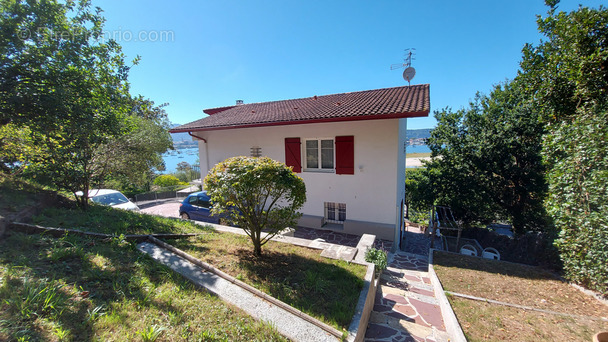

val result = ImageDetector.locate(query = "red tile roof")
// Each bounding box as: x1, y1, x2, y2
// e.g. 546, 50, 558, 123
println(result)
170, 84, 430, 133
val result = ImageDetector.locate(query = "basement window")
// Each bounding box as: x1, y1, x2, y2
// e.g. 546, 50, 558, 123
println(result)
324, 202, 346, 224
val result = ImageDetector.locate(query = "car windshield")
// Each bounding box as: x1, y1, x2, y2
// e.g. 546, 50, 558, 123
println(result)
91, 192, 129, 206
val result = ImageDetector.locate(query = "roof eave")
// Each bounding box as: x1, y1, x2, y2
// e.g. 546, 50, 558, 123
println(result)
168, 110, 429, 134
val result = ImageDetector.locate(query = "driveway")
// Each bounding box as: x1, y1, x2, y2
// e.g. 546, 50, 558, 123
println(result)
140, 201, 181, 218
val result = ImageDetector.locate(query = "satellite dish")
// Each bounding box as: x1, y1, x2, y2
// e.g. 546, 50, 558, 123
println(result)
403, 67, 416, 84
391, 49, 417, 85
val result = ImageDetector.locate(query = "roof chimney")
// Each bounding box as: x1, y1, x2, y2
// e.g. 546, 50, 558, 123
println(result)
236, 100, 244, 105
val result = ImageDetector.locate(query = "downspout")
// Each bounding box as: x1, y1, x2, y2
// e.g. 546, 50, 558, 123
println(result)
188, 132, 209, 184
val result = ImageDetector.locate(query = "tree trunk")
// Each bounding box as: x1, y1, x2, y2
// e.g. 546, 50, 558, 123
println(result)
253, 242, 262, 257
251, 228, 263, 256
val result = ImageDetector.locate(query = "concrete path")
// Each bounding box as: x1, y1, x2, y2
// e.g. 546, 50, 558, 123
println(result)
137, 241, 340, 342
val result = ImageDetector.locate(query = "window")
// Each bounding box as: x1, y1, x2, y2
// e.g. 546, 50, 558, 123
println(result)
285, 136, 353, 174
324, 202, 346, 224
189, 196, 211, 208
305, 139, 334, 171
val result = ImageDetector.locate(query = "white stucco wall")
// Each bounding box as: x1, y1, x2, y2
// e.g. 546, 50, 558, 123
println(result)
195, 119, 404, 237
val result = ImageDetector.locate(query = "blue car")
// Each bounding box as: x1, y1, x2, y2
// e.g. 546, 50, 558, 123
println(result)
179, 191, 220, 223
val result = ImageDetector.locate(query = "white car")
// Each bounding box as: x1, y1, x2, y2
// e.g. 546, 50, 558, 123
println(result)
75, 189, 140, 211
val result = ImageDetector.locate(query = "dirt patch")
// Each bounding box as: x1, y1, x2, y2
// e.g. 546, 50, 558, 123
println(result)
450, 297, 606, 342
433, 251, 608, 341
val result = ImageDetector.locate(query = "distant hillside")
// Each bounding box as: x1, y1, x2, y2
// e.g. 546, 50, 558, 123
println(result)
406, 129, 431, 140
169, 123, 191, 142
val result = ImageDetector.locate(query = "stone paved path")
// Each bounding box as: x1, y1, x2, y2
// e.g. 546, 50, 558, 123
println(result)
365, 231, 449, 342
294, 227, 394, 252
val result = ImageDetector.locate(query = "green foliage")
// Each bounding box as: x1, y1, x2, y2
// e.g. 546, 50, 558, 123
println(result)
32, 204, 211, 236
548, 111, 608, 295
426, 82, 548, 234
405, 168, 433, 220
3, 276, 67, 320
97, 98, 173, 189
519, 5, 608, 123
0, 124, 40, 174
136, 325, 166, 342
0, 232, 287, 341
153, 174, 184, 187
204, 156, 306, 256
519, 4, 608, 295
0, 1, 172, 209
364, 247, 388, 275
0, 0, 133, 208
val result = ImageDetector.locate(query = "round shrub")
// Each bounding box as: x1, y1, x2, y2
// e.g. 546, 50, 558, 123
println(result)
153, 174, 182, 187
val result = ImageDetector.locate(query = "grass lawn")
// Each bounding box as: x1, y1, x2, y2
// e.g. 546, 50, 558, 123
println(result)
433, 251, 608, 342
31, 205, 206, 236
170, 234, 367, 331
1, 175, 367, 338
29, 205, 367, 331
0, 174, 50, 214
0, 231, 287, 342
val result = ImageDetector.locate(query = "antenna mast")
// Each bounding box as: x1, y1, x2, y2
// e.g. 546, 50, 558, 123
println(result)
390, 48, 417, 85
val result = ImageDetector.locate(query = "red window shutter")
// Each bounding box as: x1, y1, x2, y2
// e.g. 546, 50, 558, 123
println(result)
284, 137, 302, 173
335, 136, 354, 175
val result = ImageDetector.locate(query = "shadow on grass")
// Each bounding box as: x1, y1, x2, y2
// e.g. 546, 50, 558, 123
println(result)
170, 233, 366, 330
0, 231, 202, 341
232, 247, 364, 329
433, 250, 560, 282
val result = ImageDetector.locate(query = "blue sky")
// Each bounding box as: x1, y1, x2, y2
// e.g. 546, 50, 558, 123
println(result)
98, 1, 604, 129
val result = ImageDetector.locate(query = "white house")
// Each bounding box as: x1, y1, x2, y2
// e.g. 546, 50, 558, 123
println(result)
170, 85, 430, 244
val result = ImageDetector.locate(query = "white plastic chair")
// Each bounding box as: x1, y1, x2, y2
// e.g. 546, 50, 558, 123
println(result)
482, 247, 500, 260
459, 244, 478, 256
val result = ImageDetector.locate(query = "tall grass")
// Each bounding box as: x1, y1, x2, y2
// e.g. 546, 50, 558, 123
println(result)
3, 276, 67, 320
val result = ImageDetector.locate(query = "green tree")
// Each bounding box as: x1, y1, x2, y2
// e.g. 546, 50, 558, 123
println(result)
97, 97, 173, 189
176, 162, 191, 172
426, 82, 547, 234
0, 1, 173, 209
519, 2, 608, 294
0, 0, 133, 209
204, 156, 306, 256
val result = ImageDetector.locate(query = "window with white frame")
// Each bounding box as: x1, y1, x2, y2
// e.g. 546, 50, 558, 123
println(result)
324, 202, 346, 224
305, 139, 334, 171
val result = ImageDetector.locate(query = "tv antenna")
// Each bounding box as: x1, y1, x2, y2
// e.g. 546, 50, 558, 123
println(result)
390, 48, 416, 85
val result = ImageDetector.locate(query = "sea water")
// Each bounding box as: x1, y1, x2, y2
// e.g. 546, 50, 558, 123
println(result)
161, 148, 199, 174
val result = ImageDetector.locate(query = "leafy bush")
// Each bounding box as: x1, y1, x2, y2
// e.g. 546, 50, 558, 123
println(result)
408, 208, 430, 226
549, 111, 608, 295
365, 247, 388, 275
405, 168, 433, 218
204, 156, 306, 256
518, 5, 608, 295
153, 174, 185, 187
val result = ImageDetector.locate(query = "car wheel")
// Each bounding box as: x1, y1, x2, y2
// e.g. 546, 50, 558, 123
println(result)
181, 212, 190, 220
